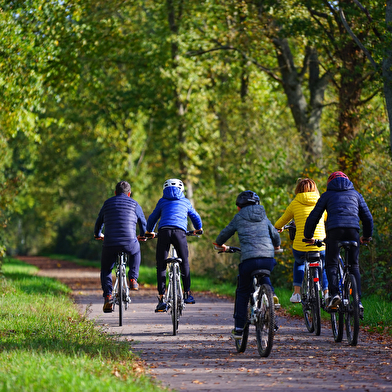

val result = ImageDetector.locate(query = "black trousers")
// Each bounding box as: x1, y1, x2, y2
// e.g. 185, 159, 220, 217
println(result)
156, 228, 190, 295
325, 228, 361, 298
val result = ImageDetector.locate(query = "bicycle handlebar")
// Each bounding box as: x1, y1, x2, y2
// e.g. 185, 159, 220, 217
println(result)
144, 229, 203, 240
214, 245, 241, 254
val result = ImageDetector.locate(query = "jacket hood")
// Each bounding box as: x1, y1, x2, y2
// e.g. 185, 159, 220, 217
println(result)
294, 191, 319, 206
238, 204, 266, 222
163, 186, 185, 200
327, 177, 355, 192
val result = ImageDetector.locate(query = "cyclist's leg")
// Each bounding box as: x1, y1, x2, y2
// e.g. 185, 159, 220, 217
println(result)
291, 249, 306, 302
100, 246, 117, 297
320, 250, 329, 293
124, 242, 141, 282
235, 260, 255, 330
346, 228, 361, 298
171, 229, 190, 292
156, 229, 171, 295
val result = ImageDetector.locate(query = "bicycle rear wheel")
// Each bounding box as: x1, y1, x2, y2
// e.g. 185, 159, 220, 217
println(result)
331, 261, 344, 342
255, 284, 275, 357
302, 267, 315, 333
118, 258, 123, 327
345, 274, 360, 346
310, 269, 321, 336
171, 265, 179, 336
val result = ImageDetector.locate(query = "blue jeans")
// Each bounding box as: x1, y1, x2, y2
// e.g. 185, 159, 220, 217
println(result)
292, 249, 328, 291
234, 257, 277, 329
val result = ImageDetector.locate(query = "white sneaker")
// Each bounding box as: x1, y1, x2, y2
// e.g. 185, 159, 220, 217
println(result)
290, 293, 301, 303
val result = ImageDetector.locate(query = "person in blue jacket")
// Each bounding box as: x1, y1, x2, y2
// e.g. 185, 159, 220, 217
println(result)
94, 181, 147, 313
304, 171, 373, 312
214, 191, 281, 340
146, 178, 203, 312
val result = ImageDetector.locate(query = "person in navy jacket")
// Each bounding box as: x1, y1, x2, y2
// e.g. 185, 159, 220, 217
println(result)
146, 179, 203, 312
304, 172, 373, 312
94, 181, 147, 313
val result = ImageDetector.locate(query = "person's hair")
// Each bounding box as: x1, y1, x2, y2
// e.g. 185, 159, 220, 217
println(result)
115, 181, 131, 195
295, 178, 319, 195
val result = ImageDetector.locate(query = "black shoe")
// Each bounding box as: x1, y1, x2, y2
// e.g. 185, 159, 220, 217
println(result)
327, 294, 341, 311
155, 297, 167, 313
231, 328, 243, 340
359, 301, 364, 320
103, 294, 113, 313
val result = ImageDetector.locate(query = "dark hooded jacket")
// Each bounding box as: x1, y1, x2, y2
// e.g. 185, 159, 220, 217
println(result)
215, 204, 281, 261
304, 177, 373, 239
146, 186, 202, 232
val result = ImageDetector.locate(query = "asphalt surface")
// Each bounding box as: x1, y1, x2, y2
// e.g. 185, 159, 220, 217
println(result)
17, 256, 392, 391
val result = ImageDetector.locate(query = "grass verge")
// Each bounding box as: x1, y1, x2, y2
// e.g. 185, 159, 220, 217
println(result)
0, 258, 166, 392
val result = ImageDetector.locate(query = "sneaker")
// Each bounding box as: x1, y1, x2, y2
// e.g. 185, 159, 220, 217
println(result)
273, 295, 281, 309
290, 293, 301, 303
327, 294, 341, 310
359, 301, 364, 320
129, 279, 139, 291
274, 323, 279, 332
103, 294, 113, 313
231, 328, 243, 340
155, 297, 167, 313
184, 292, 195, 304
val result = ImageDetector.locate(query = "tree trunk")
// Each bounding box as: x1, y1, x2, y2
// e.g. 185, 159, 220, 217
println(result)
383, 0, 392, 152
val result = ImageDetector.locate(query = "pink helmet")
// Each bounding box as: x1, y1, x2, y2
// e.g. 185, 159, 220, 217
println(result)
327, 171, 349, 184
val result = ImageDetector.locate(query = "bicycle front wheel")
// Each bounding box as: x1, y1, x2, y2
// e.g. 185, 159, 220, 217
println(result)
255, 284, 275, 358
345, 274, 360, 346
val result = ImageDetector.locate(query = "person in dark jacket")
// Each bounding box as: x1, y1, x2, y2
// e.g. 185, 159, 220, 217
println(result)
94, 181, 147, 313
146, 178, 203, 312
304, 171, 373, 312
214, 190, 281, 340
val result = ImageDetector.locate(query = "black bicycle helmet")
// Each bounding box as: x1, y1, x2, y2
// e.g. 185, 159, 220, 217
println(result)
236, 190, 260, 208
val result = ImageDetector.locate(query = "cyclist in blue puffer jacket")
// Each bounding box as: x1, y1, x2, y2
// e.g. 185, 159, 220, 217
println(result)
146, 179, 203, 312
304, 171, 373, 312
94, 181, 147, 313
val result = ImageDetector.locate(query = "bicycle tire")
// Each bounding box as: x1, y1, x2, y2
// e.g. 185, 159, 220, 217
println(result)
310, 269, 321, 336
345, 274, 360, 346
331, 260, 344, 342
235, 301, 250, 353
171, 264, 178, 336
302, 267, 315, 333
118, 254, 123, 327
255, 284, 275, 358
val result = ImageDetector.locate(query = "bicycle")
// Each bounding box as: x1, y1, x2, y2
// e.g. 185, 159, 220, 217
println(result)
215, 245, 276, 358
146, 229, 202, 336
300, 244, 324, 336
112, 251, 131, 327
310, 238, 362, 346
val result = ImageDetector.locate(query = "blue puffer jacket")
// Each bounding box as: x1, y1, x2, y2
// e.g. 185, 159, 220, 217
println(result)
146, 187, 202, 232
94, 193, 147, 248
215, 204, 281, 261
304, 177, 373, 238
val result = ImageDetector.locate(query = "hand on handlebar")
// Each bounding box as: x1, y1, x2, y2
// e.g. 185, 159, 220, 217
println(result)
194, 228, 203, 235
145, 231, 156, 239
213, 242, 228, 252
302, 238, 315, 244
137, 235, 147, 242
94, 234, 104, 240
360, 236, 372, 244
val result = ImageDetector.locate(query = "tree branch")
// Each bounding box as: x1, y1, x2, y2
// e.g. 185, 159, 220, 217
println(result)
338, 7, 379, 71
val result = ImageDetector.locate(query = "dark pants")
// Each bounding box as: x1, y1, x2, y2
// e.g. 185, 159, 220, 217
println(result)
101, 243, 141, 297
326, 228, 361, 298
234, 257, 277, 329
156, 228, 190, 295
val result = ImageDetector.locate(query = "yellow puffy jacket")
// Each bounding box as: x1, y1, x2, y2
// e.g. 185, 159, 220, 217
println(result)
274, 192, 326, 252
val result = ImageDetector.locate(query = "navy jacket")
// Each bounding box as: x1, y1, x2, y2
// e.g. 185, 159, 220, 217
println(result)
146, 186, 202, 232
215, 204, 281, 261
94, 193, 147, 248
304, 177, 373, 239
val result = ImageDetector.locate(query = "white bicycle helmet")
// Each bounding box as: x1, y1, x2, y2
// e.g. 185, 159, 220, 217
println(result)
163, 178, 184, 192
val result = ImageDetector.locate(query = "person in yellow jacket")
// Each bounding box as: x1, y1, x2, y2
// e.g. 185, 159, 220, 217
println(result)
274, 178, 328, 303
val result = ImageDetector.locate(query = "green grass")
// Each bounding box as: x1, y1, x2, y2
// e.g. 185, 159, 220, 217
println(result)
0, 258, 166, 392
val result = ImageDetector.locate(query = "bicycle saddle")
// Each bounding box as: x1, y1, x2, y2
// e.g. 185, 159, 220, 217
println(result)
251, 269, 270, 277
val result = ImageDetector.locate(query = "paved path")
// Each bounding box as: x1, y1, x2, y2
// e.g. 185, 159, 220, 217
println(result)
18, 256, 392, 391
